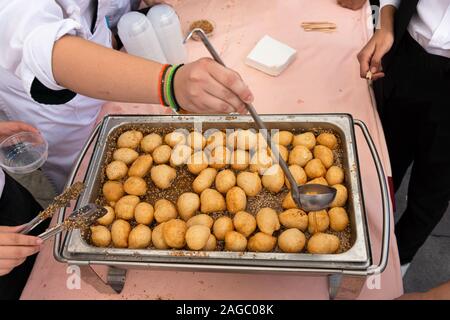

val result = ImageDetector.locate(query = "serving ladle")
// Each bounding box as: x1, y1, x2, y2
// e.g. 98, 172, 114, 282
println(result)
184, 29, 337, 211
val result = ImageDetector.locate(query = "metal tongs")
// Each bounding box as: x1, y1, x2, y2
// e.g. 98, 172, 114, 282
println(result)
38, 204, 106, 241
185, 29, 337, 211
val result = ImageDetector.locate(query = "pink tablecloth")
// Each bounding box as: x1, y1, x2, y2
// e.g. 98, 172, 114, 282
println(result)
21, 0, 403, 299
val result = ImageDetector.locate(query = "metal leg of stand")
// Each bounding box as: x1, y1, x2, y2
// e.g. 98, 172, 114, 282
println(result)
107, 267, 127, 294
329, 274, 366, 300
80, 265, 127, 294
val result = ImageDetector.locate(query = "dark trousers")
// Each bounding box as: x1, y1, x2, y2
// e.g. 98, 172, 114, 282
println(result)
0, 173, 47, 300
379, 34, 450, 265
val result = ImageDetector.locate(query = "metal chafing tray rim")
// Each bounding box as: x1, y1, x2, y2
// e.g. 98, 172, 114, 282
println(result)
54, 114, 390, 276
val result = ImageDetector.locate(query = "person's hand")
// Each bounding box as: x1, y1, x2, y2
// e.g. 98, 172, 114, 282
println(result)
357, 29, 394, 80
337, 0, 367, 10
0, 121, 38, 141
173, 58, 253, 114
0, 226, 42, 276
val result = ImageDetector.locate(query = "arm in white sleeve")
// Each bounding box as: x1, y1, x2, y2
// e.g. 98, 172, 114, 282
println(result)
0, 0, 81, 97
380, 0, 401, 9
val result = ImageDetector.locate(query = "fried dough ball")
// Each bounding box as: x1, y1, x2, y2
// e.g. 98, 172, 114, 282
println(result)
278, 229, 306, 253
235, 130, 258, 150
134, 202, 154, 225
230, 149, 250, 171
90, 225, 111, 247
269, 144, 289, 163
215, 169, 236, 194
115, 195, 140, 220
305, 159, 327, 179
289, 146, 313, 167
225, 231, 248, 252
193, 168, 217, 194
128, 224, 152, 249
272, 131, 293, 146
187, 131, 206, 150
186, 214, 214, 229
282, 192, 298, 209
256, 208, 280, 236
128, 155, 153, 177
164, 131, 186, 147
170, 144, 192, 167
163, 219, 187, 249
255, 132, 269, 151
306, 177, 329, 186
233, 211, 257, 237
111, 219, 131, 248
203, 234, 217, 251
249, 150, 273, 175
177, 192, 200, 221
200, 189, 226, 214
150, 164, 176, 189
123, 176, 147, 196
97, 206, 115, 226
248, 232, 277, 252
293, 132, 316, 150
117, 130, 143, 149
205, 130, 226, 151
313, 145, 334, 169
317, 133, 338, 150
325, 166, 344, 186
226, 186, 247, 214
213, 216, 234, 240
106, 161, 128, 181
185, 225, 211, 250
307, 233, 340, 254
187, 151, 209, 175
330, 184, 348, 207
308, 210, 330, 234
209, 146, 231, 169
152, 223, 169, 249
152, 145, 172, 164
329, 207, 349, 232
262, 164, 285, 193
113, 148, 139, 165
279, 208, 308, 231
141, 133, 162, 153
236, 172, 262, 197
285, 165, 307, 189
102, 181, 125, 204
154, 199, 178, 223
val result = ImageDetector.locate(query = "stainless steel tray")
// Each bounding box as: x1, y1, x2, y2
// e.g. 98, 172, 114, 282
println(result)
54, 114, 390, 276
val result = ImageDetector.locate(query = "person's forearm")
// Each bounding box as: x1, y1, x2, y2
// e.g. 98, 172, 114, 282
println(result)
52, 35, 161, 104
379, 5, 396, 33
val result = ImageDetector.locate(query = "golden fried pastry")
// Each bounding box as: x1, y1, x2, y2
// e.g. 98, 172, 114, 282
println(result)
325, 166, 344, 186
200, 189, 226, 214
128, 224, 152, 249
304, 159, 327, 179
115, 195, 140, 220
330, 184, 348, 207
97, 206, 115, 226
226, 186, 247, 214
150, 164, 176, 189
177, 192, 200, 221
106, 161, 128, 181
123, 176, 147, 196
152, 223, 169, 249
306, 177, 329, 186
186, 225, 211, 250
308, 210, 330, 234
163, 219, 187, 249
269, 144, 289, 163
282, 192, 298, 209
230, 149, 250, 171
187, 131, 206, 150
215, 169, 236, 194
134, 202, 154, 225
213, 216, 234, 240
209, 146, 231, 169
262, 164, 285, 193
272, 131, 293, 146
117, 130, 143, 149
247, 232, 277, 252
236, 171, 262, 197
307, 233, 340, 254
113, 148, 139, 165
111, 219, 131, 248
164, 131, 187, 147
249, 150, 273, 175
170, 144, 192, 167
141, 133, 163, 153
102, 180, 125, 204
203, 234, 217, 251
205, 130, 226, 151
279, 208, 308, 231
235, 130, 258, 150
154, 199, 178, 223
313, 145, 334, 169
152, 145, 172, 164
256, 208, 280, 236
285, 165, 307, 189
233, 211, 257, 237
278, 229, 306, 253
90, 225, 111, 247
288, 145, 313, 167
293, 132, 316, 150
193, 168, 217, 194
186, 214, 214, 229
187, 151, 208, 175
316, 133, 338, 150
224, 231, 248, 252
329, 207, 349, 232
128, 155, 153, 178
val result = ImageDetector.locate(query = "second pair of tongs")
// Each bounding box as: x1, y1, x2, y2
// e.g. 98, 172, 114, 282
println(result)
184, 29, 336, 211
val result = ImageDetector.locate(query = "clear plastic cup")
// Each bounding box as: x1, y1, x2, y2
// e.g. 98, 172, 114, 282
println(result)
0, 131, 48, 174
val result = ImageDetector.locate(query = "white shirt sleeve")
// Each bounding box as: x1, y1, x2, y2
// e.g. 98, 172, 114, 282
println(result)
0, 168, 5, 199
380, 0, 401, 9
0, 0, 82, 96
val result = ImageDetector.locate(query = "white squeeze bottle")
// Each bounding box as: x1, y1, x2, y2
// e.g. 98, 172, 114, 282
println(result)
147, 4, 187, 65
117, 11, 167, 63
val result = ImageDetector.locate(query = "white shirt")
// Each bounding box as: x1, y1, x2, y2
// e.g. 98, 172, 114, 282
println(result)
381, 0, 450, 58
0, 0, 139, 192
0, 168, 5, 198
